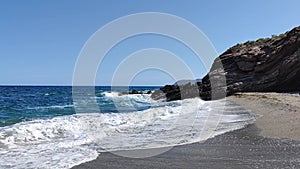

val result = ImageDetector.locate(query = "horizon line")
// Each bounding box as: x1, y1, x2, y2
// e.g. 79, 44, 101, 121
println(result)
0, 84, 164, 87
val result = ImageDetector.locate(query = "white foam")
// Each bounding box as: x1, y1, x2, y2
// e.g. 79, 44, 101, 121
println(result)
102, 91, 121, 98
0, 98, 256, 169
27, 104, 74, 110
102, 92, 153, 102
102, 92, 157, 110
0, 115, 100, 169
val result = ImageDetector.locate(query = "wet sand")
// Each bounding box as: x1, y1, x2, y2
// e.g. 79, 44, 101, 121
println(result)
73, 92, 300, 169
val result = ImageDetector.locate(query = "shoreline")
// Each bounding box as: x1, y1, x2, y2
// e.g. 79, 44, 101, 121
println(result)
73, 92, 300, 169
73, 124, 300, 169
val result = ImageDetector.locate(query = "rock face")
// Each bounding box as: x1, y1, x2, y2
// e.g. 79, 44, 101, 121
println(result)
151, 83, 200, 101
151, 26, 300, 101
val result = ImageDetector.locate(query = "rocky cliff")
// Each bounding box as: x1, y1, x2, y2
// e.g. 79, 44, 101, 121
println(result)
151, 26, 300, 101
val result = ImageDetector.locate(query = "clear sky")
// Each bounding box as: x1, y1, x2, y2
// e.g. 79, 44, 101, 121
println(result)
1, 0, 299, 86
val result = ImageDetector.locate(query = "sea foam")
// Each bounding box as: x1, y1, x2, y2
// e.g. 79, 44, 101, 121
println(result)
0, 95, 256, 169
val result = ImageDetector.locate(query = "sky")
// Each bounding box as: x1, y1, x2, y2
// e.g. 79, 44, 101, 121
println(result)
0, 0, 299, 86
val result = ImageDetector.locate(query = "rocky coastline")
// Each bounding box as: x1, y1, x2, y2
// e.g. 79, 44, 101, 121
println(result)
151, 26, 300, 101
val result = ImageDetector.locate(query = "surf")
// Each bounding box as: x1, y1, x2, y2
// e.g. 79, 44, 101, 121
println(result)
0, 93, 257, 169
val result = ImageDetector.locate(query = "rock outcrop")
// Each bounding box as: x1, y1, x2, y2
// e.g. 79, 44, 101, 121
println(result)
151, 83, 200, 101
151, 26, 300, 101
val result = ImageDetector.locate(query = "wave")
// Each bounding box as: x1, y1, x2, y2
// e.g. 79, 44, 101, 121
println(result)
99, 92, 156, 111
27, 104, 74, 110
0, 98, 257, 169
102, 91, 121, 98
102, 91, 153, 102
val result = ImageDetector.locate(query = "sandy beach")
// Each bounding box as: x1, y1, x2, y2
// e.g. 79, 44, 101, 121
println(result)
229, 92, 300, 141
73, 92, 300, 169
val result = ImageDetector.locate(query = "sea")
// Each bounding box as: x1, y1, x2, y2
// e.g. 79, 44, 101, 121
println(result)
0, 86, 257, 169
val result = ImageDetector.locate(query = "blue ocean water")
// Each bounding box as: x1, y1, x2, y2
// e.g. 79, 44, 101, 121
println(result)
0, 86, 256, 169
0, 86, 160, 127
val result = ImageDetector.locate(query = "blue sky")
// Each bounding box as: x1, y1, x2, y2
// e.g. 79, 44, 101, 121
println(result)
1, 0, 299, 85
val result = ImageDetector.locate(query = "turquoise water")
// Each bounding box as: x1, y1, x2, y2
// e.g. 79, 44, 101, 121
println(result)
0, 86, 160, 127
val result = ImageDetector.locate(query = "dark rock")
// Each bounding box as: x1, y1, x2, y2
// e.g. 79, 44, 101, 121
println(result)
151, 26, 300, 101
150, 83, 200, 101
205, 26, 300, 98
129, 89, 139, 94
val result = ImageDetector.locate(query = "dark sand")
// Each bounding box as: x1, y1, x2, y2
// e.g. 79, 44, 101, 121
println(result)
73, 93, 300, 169
73, 125, 300, 169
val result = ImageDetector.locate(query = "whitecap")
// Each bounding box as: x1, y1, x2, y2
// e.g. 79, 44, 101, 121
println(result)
0, 98, 256, 169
